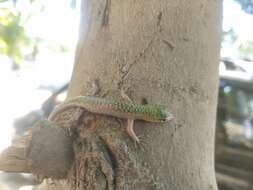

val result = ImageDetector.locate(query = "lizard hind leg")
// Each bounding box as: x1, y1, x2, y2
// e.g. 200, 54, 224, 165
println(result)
126, 119, 140, 144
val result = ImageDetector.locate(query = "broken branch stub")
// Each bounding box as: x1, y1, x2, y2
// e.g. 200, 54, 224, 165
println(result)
0, 120, 74, 179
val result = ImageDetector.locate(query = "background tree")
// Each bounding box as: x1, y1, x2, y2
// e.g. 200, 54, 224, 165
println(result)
0, 8, 30, 69
222, 0, 253, 59
0, 0, 74, 70
234, 0, 253, 13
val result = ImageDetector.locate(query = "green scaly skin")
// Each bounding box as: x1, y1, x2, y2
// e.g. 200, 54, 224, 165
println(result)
48, 96, 174, 142
49, 96, 173, 122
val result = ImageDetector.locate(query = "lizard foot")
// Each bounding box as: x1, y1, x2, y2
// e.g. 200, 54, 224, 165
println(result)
134, 135, 147, 151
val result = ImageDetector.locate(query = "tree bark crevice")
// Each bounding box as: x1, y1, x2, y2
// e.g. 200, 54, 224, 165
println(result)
101, 0, 111, 27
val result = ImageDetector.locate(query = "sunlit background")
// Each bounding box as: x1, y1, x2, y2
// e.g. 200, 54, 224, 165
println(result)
0, 0, 252, 189
0, 0, 80, 151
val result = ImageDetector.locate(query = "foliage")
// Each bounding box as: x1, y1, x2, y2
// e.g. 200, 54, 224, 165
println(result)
234, 0, 253, 14
0, 0, 77, 69
239, 41, 253, 54
222, 28, 253, 58
221, 0, 253, 58
0, 8, 30, 65
0, 0, 42, 67
222, 28, 238, 44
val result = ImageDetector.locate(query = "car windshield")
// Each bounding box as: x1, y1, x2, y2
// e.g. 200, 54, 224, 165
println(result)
218, 79, 253, 149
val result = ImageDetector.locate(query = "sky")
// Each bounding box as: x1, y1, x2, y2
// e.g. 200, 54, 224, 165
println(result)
223, 0, 253, 41
23, 0, 80, 47
26, 0, 252, 59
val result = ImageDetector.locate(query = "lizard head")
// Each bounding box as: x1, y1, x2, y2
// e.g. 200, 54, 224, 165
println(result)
147, 105, 174, 122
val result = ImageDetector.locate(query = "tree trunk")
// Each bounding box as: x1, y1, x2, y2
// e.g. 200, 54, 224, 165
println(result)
0, 0, 222, 190
64, 0, 222, 189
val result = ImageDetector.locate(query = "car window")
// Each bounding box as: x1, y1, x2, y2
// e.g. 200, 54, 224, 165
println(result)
218, 80, 253, 149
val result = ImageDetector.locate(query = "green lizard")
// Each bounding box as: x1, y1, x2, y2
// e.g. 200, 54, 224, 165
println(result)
48, 96, 174, 143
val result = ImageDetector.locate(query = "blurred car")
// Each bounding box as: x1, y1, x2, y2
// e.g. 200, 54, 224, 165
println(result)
216, 58, 253, 190
13, 83, 68, 137
0, 84, 68, 190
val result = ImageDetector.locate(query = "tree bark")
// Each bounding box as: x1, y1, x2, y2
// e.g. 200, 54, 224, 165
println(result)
0, 0, 222, 190
65, 0, 222, 189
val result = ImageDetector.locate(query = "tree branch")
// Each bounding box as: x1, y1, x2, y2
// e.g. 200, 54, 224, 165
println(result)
0, 120, 74, 179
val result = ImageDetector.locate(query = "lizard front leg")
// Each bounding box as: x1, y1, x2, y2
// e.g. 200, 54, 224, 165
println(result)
126, 119, 139, 143
120, 90, 133, 102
